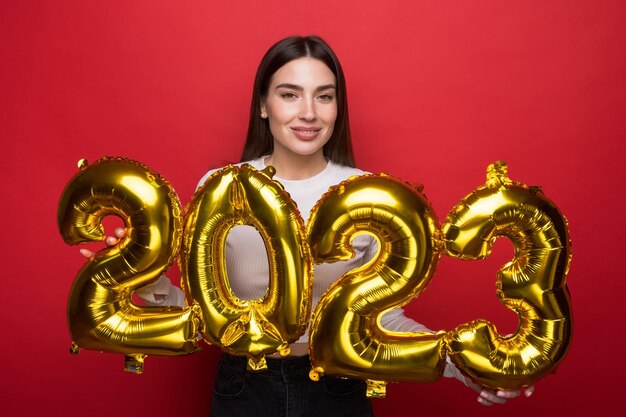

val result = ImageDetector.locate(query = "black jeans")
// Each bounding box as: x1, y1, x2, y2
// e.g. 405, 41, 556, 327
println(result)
210, 353, 374, 417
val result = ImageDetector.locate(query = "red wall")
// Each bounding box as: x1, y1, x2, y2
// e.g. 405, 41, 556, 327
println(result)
2, 1, 625, 416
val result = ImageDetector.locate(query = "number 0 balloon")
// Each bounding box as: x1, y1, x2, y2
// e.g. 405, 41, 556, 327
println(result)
181, 164, 313, 371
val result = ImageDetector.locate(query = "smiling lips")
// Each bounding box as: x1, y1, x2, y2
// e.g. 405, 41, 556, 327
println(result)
290, 126, 322, 141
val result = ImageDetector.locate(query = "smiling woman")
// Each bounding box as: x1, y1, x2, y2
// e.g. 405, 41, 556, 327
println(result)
85, 35, 534, 416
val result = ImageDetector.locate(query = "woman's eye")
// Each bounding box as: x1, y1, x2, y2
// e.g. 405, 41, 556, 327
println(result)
281, 92, 298, 100
317, 94, 334, 102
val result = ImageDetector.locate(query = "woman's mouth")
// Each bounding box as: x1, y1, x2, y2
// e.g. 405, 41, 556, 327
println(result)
290, 127, 322, 140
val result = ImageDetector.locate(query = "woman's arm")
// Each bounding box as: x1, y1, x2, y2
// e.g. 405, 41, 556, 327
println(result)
133, 275, 186, 307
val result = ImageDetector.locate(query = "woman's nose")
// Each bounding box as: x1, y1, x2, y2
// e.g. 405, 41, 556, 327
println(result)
298, 99, 316, 120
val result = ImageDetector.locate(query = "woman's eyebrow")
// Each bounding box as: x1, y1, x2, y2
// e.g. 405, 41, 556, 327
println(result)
275, 83, 336, 92
315, 84, 336, 92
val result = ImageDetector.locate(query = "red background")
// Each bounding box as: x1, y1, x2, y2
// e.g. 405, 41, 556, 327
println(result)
2, 1, 625, 416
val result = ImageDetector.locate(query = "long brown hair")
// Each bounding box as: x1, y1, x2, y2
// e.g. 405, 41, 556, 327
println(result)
240, 36, 355, 167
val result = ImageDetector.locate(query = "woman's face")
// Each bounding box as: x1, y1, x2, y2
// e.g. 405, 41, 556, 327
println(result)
261, 57, 337, 160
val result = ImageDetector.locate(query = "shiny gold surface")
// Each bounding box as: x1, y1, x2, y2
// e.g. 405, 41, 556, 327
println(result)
58, 157, 200, 370
58, 160, 573, 387
442, 161, 572, 389
181, 164, 312, 370
366, 380, 388, 398
307, 174, 446, 396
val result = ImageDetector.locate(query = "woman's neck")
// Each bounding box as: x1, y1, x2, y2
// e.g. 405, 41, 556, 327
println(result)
264, 151, 328, 180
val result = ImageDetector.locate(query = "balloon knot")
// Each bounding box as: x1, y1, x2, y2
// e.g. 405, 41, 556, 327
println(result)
261, 165, 276, 179
486, 161, 511, 187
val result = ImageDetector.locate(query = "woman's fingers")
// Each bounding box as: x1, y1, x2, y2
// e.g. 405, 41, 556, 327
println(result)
496, 389, 521, 399
479, 390, 508, 405
477, 396, 493, 406
106, 228, 126, 246
80, 228, 125, 257
524, 385, 535, 397
477, 386, 533, 406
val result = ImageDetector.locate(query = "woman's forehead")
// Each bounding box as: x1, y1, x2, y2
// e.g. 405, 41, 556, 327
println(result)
269, 57, 336, 89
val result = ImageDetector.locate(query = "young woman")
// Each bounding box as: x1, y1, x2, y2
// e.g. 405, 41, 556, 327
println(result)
83, 35, 533, 415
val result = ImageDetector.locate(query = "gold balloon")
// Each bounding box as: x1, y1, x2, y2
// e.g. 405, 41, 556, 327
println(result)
442, 161, 572, 389
307, 174, 446, 398
58, 157, 200, 373
180, 164, 313, 371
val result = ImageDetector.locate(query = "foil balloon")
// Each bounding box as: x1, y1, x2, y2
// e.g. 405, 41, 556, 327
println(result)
181, 164, 313, 371
58, 157, 200, 373
307, 174, 446, 398
442, 161, 572, 390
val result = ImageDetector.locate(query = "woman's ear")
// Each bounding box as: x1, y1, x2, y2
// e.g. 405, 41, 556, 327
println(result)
260, 102, 268, 119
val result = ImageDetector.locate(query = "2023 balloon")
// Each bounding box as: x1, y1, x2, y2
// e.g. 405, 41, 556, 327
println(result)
59, 158, 572, 393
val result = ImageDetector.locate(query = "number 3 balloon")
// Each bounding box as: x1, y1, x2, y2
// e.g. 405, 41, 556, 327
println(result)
442, 161, 572, 390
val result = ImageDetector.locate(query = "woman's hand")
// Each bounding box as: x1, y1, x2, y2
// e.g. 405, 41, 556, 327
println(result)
78, 227, 180, 305
79, 227, 125, 259
467, 379, 535, 406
